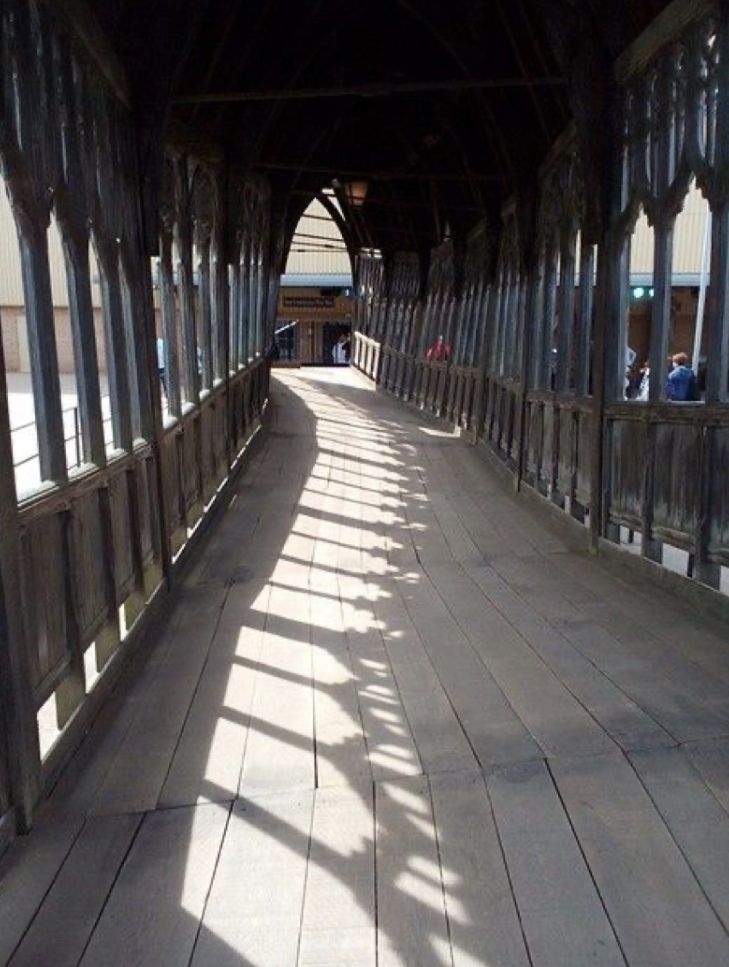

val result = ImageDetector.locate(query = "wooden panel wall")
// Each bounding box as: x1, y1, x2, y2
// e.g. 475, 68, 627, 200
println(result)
0, 0, 275, 840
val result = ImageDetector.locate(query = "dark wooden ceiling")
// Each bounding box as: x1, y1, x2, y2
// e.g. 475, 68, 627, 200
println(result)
93, 0, 670, 253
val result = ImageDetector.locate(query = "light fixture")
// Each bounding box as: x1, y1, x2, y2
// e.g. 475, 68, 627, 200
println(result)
343, 180, 369, 208
633, 287, 645, 299
648, 287, 654, 297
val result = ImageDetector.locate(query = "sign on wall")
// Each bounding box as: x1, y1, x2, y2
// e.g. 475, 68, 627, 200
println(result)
282, 295, 336, 309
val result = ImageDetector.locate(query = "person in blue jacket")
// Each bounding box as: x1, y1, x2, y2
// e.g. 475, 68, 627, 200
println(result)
666, 352, 698, 401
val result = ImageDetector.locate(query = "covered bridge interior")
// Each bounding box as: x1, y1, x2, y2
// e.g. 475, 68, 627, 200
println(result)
2, 1, 729, 964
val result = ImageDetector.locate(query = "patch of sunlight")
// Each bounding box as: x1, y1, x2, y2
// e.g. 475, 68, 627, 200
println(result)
373, 745, 414, 761
118, 602, 129, 641
409, 855, 461, 888
394, 871, 450, 916
259, 599, 306, 622
370, 708, 400, 722
360, 682, 398, 698
181, 802, 231, 912
84, 640, 100, 690
222, 665, 253, 705
430, 934, 460, 965
362, 684, 394, 696
419, 425, 460, 438
204, 717, 246, 792
36, 692, 61, 759
406, 813, 441, 838
245, 601, 270, 619
381, 782, 431, 814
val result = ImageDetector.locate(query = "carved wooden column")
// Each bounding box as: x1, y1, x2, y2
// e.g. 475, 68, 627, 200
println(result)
575, 242, 595, 398
158, 167, 183, 419
192, 173, 215, 391
175, 156, 200, 404
95, 235, 134, 452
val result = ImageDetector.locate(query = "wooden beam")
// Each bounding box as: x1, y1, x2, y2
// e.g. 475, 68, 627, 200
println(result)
174, 76, 567, 105
292, 231, 348, 243
255, 162, 501, 181
614, 0, 713, 81
291, 190, 484, 214
43, 0, 130, 105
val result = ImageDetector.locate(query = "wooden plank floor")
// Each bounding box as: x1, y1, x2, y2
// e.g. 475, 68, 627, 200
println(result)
2, 367, 729, 966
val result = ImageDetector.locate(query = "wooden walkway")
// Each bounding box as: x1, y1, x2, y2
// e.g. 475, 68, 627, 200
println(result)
3, 368, 729, 967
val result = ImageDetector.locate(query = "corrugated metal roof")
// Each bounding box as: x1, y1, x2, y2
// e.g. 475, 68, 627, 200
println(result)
284, 199, 351, 276
630, 182, 710, 277
0, 187, 25, 307
0, 187, 103, 309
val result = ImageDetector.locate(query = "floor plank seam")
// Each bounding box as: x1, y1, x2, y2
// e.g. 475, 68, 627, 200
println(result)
156, 581, 233, 810
373, 572, 479, 774
544, 758, 631, 967
185, 799, 235, 967
371, 778, 380, 967
384, 576, 488, 771
416, 560, 550, 758
454, 557, 679, 750
478, 769, 536, 967
233, 583, 274, 799
625, 750, 729, 941
424, 773, 457, 967
3, 819, 87, 966
72, 812, 145, 967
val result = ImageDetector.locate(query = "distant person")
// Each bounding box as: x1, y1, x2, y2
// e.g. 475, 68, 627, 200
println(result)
666, 352, 697, 401
625, 345, 637, 399
332, 333, 349, 365
426, 334, 451, 362
156, 336, 167, 398
636, 361, 650, 401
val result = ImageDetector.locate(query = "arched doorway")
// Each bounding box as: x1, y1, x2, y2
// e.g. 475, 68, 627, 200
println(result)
276, 193, 353, 366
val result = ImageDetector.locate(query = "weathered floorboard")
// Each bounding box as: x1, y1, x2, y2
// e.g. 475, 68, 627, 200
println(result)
2, 369, 729, 967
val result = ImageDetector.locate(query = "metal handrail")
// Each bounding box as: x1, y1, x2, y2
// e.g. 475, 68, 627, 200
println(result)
11, 397, 114, 471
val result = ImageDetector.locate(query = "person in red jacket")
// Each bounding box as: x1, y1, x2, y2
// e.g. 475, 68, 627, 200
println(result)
426, 334, 451, 361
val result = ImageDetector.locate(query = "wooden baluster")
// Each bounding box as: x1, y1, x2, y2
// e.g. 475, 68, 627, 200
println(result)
158, 227, 182, 419
176, 158, 200, 403
95, 239, 133, 452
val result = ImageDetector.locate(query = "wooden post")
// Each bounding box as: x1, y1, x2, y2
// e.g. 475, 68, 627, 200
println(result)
197, 236, 214, 390
176, 158, 200, 404
516, 261, 540, 489
539, 241, 558, 390
556, 223, 577, 393
641, 214, 675, 562
575, 243, 595, 397
16, 218, 68, 484
95, 240, 134, 451
158, 229, 183, 418
59, 230, 106, 466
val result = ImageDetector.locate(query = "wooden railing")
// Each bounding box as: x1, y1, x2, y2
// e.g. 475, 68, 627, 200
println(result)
1, 359, 268, 848
352, 3, 729, 607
